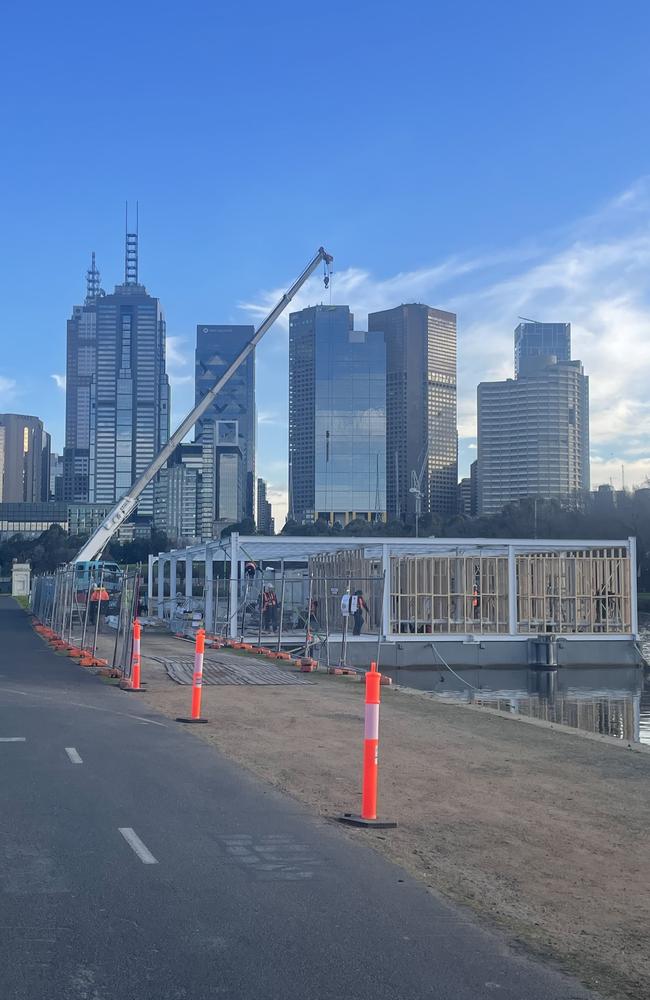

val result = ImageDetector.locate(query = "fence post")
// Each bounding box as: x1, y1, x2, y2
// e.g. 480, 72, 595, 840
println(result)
304, 572, 314, 659
339, 575, 352, 667
176, 628, 208, 724
340, 662, 396, 829
276, 573, 286, 653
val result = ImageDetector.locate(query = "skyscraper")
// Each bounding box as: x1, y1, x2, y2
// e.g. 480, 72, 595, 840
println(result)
63, 238, 170, 520
368, 304, 457, 521
195, 325, 255, 524
514, 321, 571, 377
289, 305, 386, 525
477, 327, 590, 515
63, 253, 103, 502
153, 443, 202, 543
257, 478, 274, 535
0, 414, 50, 502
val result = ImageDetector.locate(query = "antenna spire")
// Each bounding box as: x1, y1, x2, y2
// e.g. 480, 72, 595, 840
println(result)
125, 200, 139, 285
85, 251, 103, 301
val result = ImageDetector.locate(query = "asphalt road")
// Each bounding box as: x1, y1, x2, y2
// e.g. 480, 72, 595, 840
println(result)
0, 597, 595, 1000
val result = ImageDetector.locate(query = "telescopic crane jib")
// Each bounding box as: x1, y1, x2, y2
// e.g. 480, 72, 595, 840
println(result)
72, 246, 334, 563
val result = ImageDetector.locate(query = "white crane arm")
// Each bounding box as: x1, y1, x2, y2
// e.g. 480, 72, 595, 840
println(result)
72, 246, 333, 563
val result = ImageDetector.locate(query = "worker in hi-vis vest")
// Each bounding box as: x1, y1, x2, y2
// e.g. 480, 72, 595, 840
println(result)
261, 586, 278, 631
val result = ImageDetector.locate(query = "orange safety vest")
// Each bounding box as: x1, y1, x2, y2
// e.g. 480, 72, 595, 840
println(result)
90, 588, 109, 602
262, 590, 277, 609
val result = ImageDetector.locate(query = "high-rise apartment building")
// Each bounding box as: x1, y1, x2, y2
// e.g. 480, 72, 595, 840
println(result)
0, 414, 50, 502
154, 443, 202, 543
514, 321, 571, 377
289, 305, 386, 525
195, 325, 255, 524
257, 478, 274, 534
368, 304, 457, 521
477, 345, 590, 515
63, 242, 170, 520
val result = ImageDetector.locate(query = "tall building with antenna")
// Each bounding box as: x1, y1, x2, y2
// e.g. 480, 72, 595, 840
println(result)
63, 211, 170, 521
288, 305, 386, 525
63, 252, 104, 503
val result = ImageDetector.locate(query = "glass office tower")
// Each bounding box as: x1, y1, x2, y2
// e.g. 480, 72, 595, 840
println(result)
289, 305, 386, 525
195, 325, 255, 523
368, 304, 458, 520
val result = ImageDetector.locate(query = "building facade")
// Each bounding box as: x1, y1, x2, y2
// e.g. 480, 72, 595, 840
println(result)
0, 414, 50, 503
458, 462, 478, 517
63, 245, 170, 521
289, 305, 386, 525
195, 325, 255, 523
0, 501, 115, 540
50, 452, 64, 501
477, 356, 590, 515
368, 303, 457, 521
257, 477, 274, 534
154, 443, 202, 543
514, 321, 571, 377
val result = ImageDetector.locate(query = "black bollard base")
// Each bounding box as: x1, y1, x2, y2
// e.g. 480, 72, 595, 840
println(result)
338, 813, 397, 829
176, 717, 209, 724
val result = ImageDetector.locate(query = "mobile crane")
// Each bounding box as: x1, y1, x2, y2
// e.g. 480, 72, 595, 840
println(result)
72, 246, 333, 563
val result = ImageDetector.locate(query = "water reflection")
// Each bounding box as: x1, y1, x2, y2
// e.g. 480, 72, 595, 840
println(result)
385, 663, 650, 745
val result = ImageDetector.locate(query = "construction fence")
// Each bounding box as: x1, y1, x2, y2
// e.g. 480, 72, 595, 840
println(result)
30, 564, 145, 678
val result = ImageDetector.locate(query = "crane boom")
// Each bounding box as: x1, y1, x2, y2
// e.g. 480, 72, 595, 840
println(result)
72, 246, 334, 563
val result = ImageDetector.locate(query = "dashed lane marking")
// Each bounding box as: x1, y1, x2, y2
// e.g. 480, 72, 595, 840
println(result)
0, 737, 26, 742
118, 827, 158, 865
64, 747, 83, 764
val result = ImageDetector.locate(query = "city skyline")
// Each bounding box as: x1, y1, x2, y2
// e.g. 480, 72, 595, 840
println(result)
3, 179, 645, 526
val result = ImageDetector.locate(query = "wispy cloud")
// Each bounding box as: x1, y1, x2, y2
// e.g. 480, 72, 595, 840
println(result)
50, 373, 66, 391
166, 335, 192, 369
0, 375, 17, 405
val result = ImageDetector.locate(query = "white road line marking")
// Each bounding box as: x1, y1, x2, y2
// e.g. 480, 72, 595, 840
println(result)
65, 747, 83, 764
118, 828, 158, 865
0, 737, 26, 742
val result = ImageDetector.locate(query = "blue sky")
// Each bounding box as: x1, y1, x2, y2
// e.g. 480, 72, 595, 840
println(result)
1, 1, 650, 521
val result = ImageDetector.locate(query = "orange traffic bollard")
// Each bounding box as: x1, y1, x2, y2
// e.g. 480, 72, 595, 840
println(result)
121, 620, 145, 692
339, 662, 396, 829
176, 628, 208, 724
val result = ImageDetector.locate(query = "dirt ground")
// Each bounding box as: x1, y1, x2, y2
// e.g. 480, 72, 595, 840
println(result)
100, 630, 650, 1000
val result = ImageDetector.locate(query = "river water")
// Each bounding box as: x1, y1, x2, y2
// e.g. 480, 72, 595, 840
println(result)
382, 625, 650, 747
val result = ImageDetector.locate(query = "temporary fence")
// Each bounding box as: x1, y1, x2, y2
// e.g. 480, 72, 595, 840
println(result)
30, 563, 144, 675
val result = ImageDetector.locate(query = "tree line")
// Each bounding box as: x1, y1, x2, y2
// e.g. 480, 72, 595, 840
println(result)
2, 493, 648, 591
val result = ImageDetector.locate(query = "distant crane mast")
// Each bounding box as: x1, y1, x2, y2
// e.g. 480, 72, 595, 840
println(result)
409, 449, 428, 538
72, 246, 334, 563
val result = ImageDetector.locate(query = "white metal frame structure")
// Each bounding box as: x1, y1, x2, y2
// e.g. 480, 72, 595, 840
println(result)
148, 534, 639, 642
